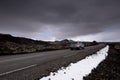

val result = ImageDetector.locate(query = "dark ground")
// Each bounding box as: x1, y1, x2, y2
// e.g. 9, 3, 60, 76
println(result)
83, 44, 120, 80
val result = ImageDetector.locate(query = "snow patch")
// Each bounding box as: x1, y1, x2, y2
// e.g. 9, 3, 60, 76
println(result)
40, 45, 109, 80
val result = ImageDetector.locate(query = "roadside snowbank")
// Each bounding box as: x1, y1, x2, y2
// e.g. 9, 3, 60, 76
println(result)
40, 45, 109, 80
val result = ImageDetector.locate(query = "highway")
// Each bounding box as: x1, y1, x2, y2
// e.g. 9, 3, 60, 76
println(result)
0, 44, 105, 77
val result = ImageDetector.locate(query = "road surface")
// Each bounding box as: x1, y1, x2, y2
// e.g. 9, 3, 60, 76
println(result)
0, 44, 105, 77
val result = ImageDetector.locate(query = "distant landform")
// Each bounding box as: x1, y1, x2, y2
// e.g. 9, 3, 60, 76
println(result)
0, 33, 98, 55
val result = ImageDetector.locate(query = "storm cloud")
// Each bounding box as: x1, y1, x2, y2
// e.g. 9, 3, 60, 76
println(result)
0, 0, 120, 41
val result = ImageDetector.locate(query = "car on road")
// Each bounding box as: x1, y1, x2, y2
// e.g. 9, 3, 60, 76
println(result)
70, 42, 85, 50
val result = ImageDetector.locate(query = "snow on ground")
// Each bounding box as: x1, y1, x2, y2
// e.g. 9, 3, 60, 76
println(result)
40, 45, 109, 80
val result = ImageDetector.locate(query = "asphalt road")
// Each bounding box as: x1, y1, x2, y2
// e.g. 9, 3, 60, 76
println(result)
0, 44, 105, 76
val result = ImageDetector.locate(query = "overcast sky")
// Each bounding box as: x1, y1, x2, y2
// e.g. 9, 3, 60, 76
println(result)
0, 0, 120, 41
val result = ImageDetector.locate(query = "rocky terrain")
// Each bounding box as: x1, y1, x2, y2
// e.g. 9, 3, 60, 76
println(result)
0, 34, 70, 55
83, 43, 120, 80
0, 33, 97, 55
1, 33, 119, 80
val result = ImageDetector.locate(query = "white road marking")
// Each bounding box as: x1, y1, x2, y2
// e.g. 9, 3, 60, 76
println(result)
0, 64, 37, 76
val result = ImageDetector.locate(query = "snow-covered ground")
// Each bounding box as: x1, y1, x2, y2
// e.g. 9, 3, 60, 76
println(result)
40, 45, 109, 80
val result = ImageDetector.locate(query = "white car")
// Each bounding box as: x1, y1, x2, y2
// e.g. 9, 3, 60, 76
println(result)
70, 42, 84, 50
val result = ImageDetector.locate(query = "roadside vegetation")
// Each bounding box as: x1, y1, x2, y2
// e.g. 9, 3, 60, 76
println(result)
0, 33, 98, 55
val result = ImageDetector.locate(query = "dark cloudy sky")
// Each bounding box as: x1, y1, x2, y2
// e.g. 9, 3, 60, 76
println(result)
0, 0, 120, 41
